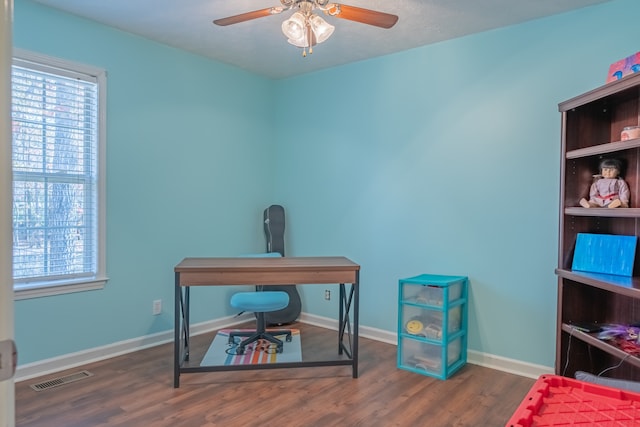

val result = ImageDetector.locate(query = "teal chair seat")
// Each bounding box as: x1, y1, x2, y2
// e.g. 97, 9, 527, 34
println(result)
231, 291, 289, 313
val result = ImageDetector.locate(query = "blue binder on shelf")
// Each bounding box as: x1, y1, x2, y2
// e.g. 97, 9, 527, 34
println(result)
572, 233, 637, 277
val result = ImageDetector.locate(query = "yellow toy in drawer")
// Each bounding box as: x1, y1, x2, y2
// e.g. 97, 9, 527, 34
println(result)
405, 319, 424, 335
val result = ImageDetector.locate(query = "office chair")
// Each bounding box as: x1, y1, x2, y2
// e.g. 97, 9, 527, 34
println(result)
228, 253, 293, 354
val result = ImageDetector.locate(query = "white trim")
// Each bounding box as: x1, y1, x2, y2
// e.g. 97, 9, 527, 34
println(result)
10, 49, 108, 300
299, 312, 398, 344
15, 312, 552, 382
14, 277, 108, 300
466, 349, 551, 379
300, 312, 552, 379
15, 313, 253, 382
12, 48, 106, 79
1, 0, 15, 424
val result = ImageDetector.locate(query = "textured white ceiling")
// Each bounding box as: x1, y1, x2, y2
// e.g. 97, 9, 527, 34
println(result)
31, 0, 612, 79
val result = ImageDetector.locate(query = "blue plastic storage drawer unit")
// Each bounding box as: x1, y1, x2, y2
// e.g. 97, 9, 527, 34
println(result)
397, 274, 468, 380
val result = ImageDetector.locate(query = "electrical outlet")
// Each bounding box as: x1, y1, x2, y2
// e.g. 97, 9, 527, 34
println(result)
324, 290, 331, 300
153, 299, 162, 315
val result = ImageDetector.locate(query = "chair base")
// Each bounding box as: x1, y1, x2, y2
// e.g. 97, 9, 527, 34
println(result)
228, 329, 293, 354
229, 292, 293, 355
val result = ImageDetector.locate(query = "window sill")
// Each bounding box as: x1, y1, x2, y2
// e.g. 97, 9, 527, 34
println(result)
14, 277, 109, 300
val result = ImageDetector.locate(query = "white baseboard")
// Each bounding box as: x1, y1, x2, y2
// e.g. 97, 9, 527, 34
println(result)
465, 349, 551, 379
300, 312, 552, 379
15, 313, 254, 382
15, 312, 552, 382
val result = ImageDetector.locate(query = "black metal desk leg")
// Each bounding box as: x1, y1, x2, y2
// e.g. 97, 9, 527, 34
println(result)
174, 272, 181, 388
339, 283, 354, 357
174, 277, 191, 387
338, 283, 345, 355
184, 286, 190, 360
338, 280, 359, 378
353, 271, 359, 378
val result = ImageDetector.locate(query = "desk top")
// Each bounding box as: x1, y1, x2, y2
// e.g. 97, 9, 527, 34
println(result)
175, 256, 359, 286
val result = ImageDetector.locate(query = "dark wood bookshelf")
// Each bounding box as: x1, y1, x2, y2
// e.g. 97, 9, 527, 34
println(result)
556, 72, 640, 382
564, 207, 640, 218
566, 138, 640, 159
560, 323, 640, 371
556, 269, 640, 295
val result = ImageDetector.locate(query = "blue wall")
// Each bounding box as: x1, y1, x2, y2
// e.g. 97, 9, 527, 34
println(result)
13, 0, 640, 368
14, 1, 277, 363
273, 0, 640, 366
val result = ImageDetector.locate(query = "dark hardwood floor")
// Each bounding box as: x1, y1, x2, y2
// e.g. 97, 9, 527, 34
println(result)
16, 323, 535, 426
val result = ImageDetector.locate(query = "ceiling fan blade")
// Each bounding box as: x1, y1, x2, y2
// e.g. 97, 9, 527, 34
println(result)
325, 4, 398, 29
213, 7, 284, 26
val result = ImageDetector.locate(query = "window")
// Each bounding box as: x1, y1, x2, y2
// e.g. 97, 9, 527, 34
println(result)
11, 50, 107, 299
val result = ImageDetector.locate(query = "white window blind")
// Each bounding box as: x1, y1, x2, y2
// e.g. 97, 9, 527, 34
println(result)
11, 52, 107, 297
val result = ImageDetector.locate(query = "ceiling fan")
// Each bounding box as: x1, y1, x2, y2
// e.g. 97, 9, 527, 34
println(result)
213, 0, 398, 56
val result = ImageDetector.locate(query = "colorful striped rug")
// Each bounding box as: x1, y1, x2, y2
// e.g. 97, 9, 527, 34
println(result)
200, 328, 301, 366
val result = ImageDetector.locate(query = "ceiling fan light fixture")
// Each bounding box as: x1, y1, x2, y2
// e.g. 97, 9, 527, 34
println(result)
309, 14, 334, 44
281, 11, 306, 42
214, 1, 398, 57
287, 36, 308, 48
325, 4, 340, 17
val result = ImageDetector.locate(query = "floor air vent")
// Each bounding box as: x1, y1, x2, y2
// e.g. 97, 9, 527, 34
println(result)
30, 370, 94, 392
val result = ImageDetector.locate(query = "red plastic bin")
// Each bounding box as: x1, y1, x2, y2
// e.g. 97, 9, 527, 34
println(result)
506, 374, 640, 426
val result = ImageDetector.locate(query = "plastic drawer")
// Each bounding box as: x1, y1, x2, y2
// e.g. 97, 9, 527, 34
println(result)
400, 278, 465, 307
398, 336, 463, 379
401, 304, 462, 340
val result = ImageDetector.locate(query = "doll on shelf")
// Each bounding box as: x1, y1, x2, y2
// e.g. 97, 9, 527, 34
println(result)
579, 158, 630, 208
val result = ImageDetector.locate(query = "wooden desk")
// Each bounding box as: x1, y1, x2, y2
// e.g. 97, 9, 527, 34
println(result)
174, 256, 360, 387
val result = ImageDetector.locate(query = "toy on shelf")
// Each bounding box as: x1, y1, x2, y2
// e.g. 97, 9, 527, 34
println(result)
597, 324, 640, 356
606, 51, 640, 83
579, 158, 630, 208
